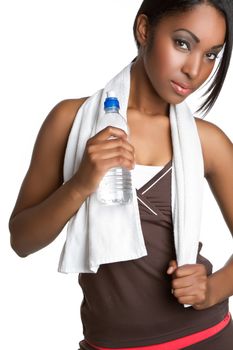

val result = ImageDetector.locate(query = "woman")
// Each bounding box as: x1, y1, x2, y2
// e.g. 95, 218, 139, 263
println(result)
9, 0, 233, 349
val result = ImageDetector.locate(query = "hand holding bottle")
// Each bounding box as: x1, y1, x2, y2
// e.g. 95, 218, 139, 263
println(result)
72, 125, 135, 201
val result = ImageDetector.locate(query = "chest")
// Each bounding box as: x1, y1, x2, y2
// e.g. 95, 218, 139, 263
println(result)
127, 112, 173, 166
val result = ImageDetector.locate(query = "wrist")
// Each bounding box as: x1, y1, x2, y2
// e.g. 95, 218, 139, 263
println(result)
193, 274, 218, 310
66, 177, 90, 203
206, 274, 218, 307
206, 272, 226, 308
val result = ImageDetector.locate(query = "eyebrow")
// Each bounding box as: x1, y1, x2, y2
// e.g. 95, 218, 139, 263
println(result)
174, 28, 200, 43
174, 28, 224, 50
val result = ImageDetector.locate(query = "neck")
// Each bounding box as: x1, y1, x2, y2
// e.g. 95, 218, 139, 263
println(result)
128, 56, 169, 117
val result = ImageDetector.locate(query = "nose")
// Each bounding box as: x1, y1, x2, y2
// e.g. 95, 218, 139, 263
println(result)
181, 53, 202, 80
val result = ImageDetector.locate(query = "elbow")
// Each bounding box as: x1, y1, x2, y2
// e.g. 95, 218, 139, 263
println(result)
11, 241, 29, 258
9, 220, 29, 258
10, 235, 29, 258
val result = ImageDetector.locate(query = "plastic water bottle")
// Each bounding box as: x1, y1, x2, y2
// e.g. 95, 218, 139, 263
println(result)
95, 91, 133, 205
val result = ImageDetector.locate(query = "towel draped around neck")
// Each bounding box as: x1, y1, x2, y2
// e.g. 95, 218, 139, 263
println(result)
58, 62, 204, 276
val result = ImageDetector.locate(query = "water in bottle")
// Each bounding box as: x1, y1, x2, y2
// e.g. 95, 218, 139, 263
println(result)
95, 91, 133, 205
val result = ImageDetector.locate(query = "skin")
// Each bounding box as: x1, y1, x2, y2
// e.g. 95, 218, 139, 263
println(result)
130, 4, 232, 310
9, 4, 233, 311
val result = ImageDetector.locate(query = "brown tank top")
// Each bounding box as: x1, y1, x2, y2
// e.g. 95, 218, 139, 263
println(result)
78, 160, 228, 347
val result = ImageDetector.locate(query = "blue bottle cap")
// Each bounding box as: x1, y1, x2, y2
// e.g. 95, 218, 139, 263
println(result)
104, 91, 120, 110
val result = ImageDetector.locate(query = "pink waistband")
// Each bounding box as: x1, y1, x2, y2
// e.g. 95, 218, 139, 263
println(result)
86, 312, 231, 350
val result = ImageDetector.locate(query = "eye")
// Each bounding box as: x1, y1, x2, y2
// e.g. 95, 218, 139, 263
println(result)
206, 52, 218, 61
174, 39, 190, 51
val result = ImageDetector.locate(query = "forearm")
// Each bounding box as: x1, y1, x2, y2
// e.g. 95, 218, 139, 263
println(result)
9, 177, 87, 257
207, 254, 233, 307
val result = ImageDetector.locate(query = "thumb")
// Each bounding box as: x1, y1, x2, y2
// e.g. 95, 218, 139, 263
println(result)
167, 260, 178, 274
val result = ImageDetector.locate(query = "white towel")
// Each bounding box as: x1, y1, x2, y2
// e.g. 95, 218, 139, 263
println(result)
58, 62, 204, 275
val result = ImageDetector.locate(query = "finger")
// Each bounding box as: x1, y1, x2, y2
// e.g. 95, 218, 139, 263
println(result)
93, 147, 135, 167
175, 264, 206, 278
97, 156, 134, 172
172, 285, 195, 298
167, 260, 178, 274
175, 295, 196, 305
93, 137, 135, 155
172, 276, 193, 289
95, 126, 128, 141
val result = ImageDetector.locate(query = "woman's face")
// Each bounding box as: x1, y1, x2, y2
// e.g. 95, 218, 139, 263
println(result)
139, 4, 226, 105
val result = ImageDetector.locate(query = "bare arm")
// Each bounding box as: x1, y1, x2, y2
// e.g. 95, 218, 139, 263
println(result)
9, 98, 135, 257
204, 121, 233, 307
9, 98, 88, 257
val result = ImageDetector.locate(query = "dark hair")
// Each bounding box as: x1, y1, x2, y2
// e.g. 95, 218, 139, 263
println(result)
133, 0, 233, 115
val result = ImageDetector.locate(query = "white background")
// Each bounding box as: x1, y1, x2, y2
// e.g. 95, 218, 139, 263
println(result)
1, 1, 233, 349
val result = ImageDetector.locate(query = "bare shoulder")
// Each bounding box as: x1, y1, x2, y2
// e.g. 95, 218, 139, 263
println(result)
28, 97, 89, 180
43, 97, 89, 136
10, 97, 89, 218
194, 117, 233, 178
33, 97, 89, 159
194, 117, 233, 234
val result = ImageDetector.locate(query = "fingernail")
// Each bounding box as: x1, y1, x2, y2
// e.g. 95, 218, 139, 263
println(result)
167, 266, 174, 274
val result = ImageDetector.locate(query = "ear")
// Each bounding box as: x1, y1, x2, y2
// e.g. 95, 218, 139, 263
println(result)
135, 14, 150, 48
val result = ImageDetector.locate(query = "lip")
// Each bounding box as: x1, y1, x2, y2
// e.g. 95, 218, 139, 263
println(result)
171, 81, 193, 96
